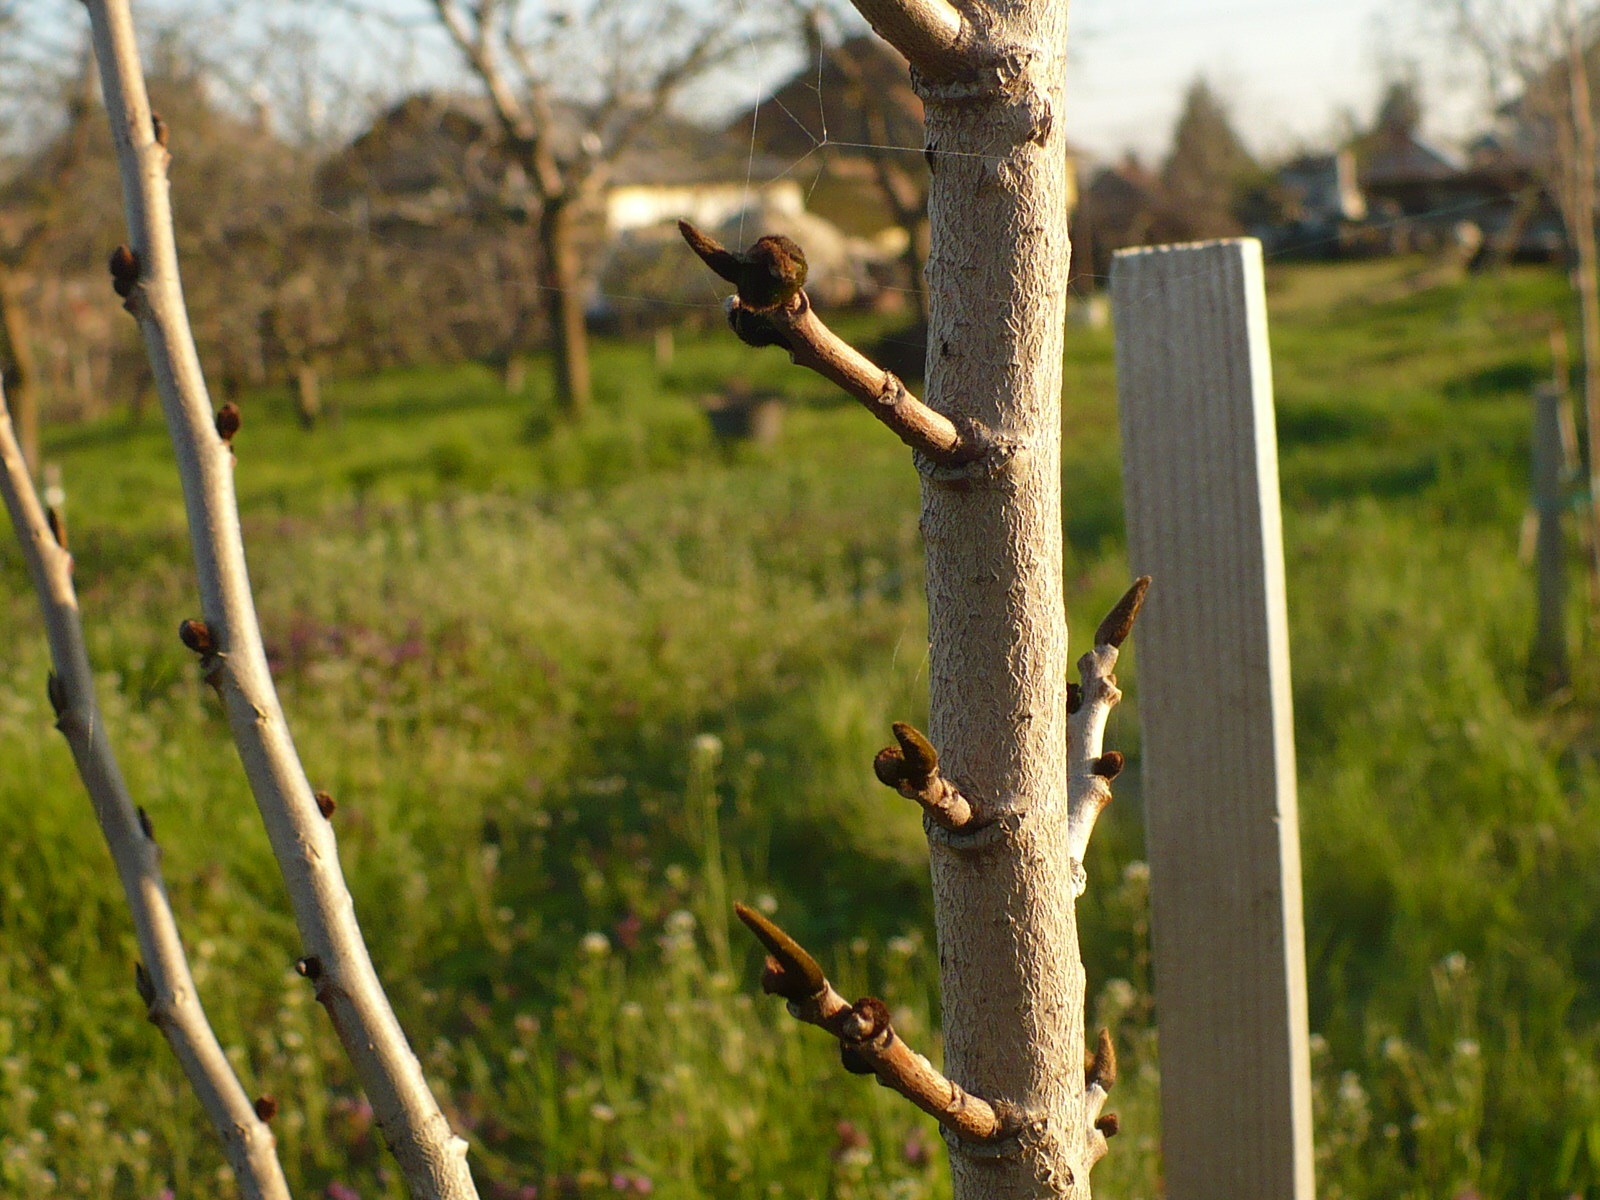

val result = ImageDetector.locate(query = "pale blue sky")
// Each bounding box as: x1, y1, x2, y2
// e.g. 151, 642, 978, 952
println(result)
11, 0, 1487, 166
721, 0, 1479, 166
1065, 0, 1437, 161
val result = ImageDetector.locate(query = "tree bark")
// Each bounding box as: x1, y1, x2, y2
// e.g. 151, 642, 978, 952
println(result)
0, 267, 40, 476
538, 197, 592, 417
916, 5, 1080, 1195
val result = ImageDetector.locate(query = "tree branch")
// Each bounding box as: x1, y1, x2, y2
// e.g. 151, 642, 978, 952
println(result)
1066, 577, 1150, 894
678, 221, 983, 465
734, 903, 1017, 1143
0, 386, 291, 1200
84, 3, 479, 1196
845, 0, 970, 80
873, 721, 976, 831
1083, 1027, 1119, 1170
431, 0, 564, 200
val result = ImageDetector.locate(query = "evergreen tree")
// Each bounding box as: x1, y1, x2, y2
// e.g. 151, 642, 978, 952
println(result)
1159, 77, 1256, 238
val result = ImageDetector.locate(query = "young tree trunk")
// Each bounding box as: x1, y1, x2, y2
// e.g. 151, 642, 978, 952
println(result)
538, 197, 592, 417
86, 2, 481, 1193
293, 361, 322, 430
917, 7, 1080, 1196
687, 0, 1101, 1192
1564, 22, 1600, 602
0, 267, 40, 476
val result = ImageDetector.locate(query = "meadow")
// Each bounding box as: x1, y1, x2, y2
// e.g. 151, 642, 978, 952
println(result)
0, 257, 1596, 1199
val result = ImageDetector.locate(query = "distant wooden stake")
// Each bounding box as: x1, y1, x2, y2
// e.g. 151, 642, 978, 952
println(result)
1532, 382, 1570, 693
1112, 239, 1315, 1200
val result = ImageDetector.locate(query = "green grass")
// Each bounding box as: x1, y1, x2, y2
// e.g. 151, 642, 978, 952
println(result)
0, 257, 1596, 1198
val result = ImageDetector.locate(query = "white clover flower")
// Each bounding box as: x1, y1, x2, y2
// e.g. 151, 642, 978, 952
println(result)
665, 909, 697, 934
580, 931, 611, 957
1101, 978, 1138, 1011
1337, 1072, 1366, 1108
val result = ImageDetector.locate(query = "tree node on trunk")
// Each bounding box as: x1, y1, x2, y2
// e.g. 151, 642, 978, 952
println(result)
873, 720, 979, 831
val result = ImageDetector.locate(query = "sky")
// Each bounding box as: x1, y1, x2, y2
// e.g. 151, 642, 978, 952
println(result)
7, 0, 1497, 167
698, 0, 1489, 168
1062, 0, 1463, 163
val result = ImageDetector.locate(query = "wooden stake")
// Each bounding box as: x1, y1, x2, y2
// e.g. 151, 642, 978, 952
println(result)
1112, 238, 1314, 1200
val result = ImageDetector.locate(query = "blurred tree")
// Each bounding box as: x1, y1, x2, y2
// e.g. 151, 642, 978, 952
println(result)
1375, 77, 1425, 139
1158, 77, 1257, 240
0, 46, 97, 473
771, 4, 930, 322
1, 16, 546, 430
1444, 0, 1600, 599
418, 0, 763, 417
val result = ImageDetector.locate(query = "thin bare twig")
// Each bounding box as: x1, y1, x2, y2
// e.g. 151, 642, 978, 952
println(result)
84, 3, 478, 1195
0, 386, 291, 1200
734, 903, 1016, 1143
678, 221, 982, 465
1066, 577, 1150, 894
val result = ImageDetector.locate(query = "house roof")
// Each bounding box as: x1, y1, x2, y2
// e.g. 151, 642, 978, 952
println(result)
1356, 130, 1463, 186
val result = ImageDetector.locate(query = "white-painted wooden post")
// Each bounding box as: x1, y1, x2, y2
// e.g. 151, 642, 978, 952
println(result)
1110, 239, 1315, 1200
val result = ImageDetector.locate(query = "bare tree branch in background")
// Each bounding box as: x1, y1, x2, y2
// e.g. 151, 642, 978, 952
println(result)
0, 382, 293, 1200
422, 0, 764, 415
786, 1, 931, 324
1446, 0, 1600, 600
0, 25, 97, 474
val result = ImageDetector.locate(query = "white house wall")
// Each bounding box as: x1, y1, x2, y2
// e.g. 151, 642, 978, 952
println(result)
605, 181, 805, 234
